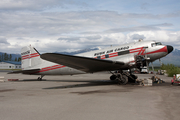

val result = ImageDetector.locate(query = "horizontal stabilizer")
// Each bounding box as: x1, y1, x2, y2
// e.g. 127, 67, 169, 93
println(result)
8, 69, 40, 74
41, 53, 125, 72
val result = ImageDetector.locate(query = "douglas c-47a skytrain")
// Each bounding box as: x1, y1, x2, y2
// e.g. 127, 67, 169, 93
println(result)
9, 40, 173, 84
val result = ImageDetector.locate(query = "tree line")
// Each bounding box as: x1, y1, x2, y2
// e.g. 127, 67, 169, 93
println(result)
0, 53, 21, 62
161, 64, 180, 77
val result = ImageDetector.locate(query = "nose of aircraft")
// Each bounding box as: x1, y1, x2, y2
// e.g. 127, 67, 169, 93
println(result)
167, 45, 173, 54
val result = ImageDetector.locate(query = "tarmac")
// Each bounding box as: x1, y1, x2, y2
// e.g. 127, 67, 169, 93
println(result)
0, 72, 180, 120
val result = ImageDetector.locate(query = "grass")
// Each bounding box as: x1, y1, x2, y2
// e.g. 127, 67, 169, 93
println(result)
160, 64, 180, 77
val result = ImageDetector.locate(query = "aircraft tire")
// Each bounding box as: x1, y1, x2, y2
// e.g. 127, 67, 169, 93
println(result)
110, 75, 117, 81
128, 74, 138, 82
121, 75, 128, 85
131, 74, 137, 79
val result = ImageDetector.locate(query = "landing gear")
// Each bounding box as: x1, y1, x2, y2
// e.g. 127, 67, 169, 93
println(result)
110, 74, 117, 81
118, 75, 128, 85
37, 75, 45, 81
110, 71, 137, 85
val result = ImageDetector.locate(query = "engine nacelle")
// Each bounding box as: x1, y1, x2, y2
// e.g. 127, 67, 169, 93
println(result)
116, 55, 147, 69
135, 55, 147, 69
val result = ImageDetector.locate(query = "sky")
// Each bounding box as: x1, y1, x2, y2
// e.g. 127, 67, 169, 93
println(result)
0, 0, 180, 53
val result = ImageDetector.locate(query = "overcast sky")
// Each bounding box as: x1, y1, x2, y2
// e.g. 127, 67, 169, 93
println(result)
0, 0, 180, 53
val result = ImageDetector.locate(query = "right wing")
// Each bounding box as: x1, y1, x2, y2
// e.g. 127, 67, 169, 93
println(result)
41, 53, 125, 72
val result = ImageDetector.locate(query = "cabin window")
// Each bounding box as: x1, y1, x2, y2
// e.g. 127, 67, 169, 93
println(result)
97, 56, 101, 59
105, 54, 109, 58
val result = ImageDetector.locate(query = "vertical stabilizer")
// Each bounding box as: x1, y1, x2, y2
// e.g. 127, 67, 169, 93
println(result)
21, 45, 41, 70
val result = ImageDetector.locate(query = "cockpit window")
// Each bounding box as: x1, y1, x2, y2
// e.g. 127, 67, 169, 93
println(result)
156, 42, 162, 45
151, 42, 162, 47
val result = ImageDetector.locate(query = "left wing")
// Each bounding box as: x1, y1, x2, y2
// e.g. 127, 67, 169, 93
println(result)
8, 69, 40, 74
41, 53, 125, 72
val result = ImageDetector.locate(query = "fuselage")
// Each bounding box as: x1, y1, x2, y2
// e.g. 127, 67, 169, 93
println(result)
22, 40, 173, 75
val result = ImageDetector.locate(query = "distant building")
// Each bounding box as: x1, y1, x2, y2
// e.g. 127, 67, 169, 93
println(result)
0, 61, 21, 69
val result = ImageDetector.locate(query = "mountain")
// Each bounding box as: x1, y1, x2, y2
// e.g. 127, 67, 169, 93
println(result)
159, 49, 180, 66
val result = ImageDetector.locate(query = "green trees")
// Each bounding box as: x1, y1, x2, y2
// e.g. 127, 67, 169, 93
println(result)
9, 54, 12, 61
4, 53, 8, 61
0, 53, 21, 62
161, 64, 180, 77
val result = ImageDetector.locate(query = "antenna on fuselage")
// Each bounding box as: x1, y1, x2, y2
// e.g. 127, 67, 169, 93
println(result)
134, 39, 143, 42
139, 39, 143, 42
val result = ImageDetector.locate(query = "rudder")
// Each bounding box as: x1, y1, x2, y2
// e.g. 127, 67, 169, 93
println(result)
21, 45, 41, 70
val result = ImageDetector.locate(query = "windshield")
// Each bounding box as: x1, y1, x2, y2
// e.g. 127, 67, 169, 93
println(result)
151, 42, 162, 47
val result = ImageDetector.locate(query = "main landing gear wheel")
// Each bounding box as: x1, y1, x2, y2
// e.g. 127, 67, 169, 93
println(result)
110, 70, 137, 85
118, 75, 128, 85
110, 75, 117, 81
128, 74, 138, 83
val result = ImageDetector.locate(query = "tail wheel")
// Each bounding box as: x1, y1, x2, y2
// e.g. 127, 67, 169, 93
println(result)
37, 77, 42, 81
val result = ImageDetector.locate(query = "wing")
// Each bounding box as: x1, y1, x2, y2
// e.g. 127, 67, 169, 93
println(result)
8, 69, 40, 74
41, 53, 125, 72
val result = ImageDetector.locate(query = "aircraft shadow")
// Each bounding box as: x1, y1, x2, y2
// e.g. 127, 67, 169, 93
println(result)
17, 79, 47, 82
42, 80, 176, 89
43, 80, 119, 89
17, 78, 175, 89
17, 78, 139, 89
20, 79, 113, 83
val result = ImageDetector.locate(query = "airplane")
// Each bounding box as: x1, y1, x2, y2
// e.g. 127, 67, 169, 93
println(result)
9, 40, 173, 84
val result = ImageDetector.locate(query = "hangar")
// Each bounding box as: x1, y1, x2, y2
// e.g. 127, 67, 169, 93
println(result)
0, 61, 21, 69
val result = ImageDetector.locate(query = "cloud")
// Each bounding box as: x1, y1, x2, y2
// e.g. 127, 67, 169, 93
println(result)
0, 0, 179, 53
104, 23, 174, 33
0, 37, 10, 44
0, 0, 88, 11
130, 34, 146, 40
1, 29, 180, 54
0, 11, 176, 39
141, 2, 149, 11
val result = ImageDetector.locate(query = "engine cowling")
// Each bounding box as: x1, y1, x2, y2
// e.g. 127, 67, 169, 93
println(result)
135, 56, 147, 69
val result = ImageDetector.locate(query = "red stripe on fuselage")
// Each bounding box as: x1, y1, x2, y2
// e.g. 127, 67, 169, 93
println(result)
129, 47, 142, 53
35, 65, 66, 73
22, 53, 40, 60
101, 55, 106, 59
146, 46, 167, 55
109, 52, 118, 58
129, 47, 144, 55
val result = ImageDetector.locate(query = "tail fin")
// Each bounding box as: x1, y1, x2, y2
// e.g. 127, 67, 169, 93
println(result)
21, 45, 41, 70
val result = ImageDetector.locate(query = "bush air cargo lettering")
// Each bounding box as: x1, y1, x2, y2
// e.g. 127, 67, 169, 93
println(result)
94, 46, 129, 56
